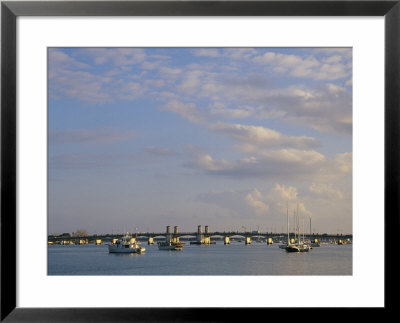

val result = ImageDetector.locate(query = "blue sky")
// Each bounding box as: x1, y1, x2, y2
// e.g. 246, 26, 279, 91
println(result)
48, 47, 352, 235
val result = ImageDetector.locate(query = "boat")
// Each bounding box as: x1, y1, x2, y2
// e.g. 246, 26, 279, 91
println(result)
311, 240, 320, 248
108, 233, 146, 254
158, 225, 185, 250
158, 241, 185, 250
284, 202, 310, 253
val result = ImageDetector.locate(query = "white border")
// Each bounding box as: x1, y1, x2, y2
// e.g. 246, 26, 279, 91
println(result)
17, 17, 384, 307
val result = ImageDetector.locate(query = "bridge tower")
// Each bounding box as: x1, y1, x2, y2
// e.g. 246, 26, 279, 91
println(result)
224, 236, 230, 245
191, 225, 211, 245
203, 225, 211, 244
166, 226, 172, 244
173, 226, 180, 243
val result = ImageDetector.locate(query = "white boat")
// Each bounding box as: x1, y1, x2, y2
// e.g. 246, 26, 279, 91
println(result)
158, 241, 185, 251
108, 233, 146, 254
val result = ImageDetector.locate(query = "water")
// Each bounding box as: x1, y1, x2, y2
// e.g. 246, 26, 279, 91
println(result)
48, 242, 352, 275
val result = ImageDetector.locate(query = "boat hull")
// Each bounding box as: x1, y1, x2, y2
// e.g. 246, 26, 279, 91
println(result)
108, 245, 145, 254
158, 242, 184, 250
285, 245, 310, 253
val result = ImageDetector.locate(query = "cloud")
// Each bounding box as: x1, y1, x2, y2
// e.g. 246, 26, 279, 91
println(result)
49, 68, 145, 104
163, 67, 352, 135
207, 103, 255, 119
309, 183, 344, 200
177, 70, 207, 94
209, 122, 321, 149
192, 48, 220, 57
192, 48, 258, 60
49, 48, 352, 136
254, 84, 352, 135
160, 100, 206, 124
79, 48, 147, 66
48, 49, 90, 77
159, 66, 183, 75
186, 147, 351, 182
49, 128, 136, 145
245, 188, 270, 216
49, 49, 148, 104
253, 50, 351, 81
196, 184, 312, 220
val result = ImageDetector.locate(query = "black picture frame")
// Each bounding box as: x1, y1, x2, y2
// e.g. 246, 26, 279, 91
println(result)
1, 0, 398, 321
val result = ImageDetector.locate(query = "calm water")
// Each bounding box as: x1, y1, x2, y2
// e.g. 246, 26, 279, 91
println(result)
48, 241, 352, 275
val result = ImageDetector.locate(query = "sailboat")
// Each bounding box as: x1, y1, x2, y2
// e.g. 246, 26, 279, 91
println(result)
285, 203, 310, 253
279, 202, 290, 249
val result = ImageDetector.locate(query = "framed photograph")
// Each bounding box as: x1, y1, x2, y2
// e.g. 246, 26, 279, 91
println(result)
1, 0, 398, 321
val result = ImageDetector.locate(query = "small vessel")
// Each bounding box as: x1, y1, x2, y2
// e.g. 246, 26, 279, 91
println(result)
108, 233, 146, 254
284, 202, 310, 253
158, 241, 185, 250
158, 225, 185, 250
286, 243, 310, 252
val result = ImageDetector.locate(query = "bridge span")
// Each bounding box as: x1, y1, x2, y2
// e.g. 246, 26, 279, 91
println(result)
48, 225, 352, 246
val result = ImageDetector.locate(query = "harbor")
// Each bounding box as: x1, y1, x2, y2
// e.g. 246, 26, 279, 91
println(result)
48, 224, 352, 275
48, 239, 352, 276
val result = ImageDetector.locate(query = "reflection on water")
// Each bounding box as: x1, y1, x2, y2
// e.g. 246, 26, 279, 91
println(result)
48, 242, 352, 275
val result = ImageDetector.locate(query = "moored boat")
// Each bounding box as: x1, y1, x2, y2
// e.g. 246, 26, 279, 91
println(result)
286, 243, 310, 252
158, 241, 185, 250
108, 233, 146, 254
284, 202, 310, 253
158, 225, 185, 250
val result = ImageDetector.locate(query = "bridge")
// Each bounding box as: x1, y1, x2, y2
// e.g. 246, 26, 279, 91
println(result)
48, 225, 352, 246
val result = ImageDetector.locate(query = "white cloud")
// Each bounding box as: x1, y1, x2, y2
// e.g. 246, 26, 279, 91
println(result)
160, 100, 206, 124
186, 147, 351, 183
196, 184, 312, 220
48, 50, 147, 104
209, 122, 321, 149
80, 48, 147, 66
253, 51, 351, 81
245, 189, 270, 216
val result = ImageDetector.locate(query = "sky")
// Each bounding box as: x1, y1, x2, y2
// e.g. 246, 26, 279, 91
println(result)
48, 47, 352, 236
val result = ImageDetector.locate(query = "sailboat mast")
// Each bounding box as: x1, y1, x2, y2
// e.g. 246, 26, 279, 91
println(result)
297, 202, 299, 244
287, 202, 289, 245
293, 210, 296, 243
